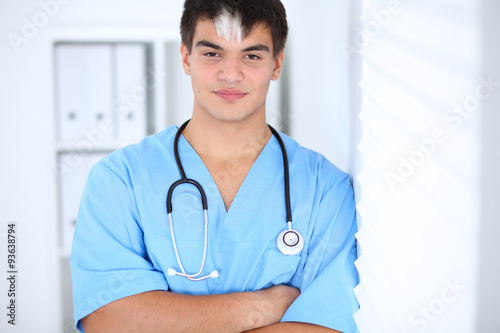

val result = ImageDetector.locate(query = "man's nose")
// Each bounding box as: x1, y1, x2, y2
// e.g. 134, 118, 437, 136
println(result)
217, 57, 244, 83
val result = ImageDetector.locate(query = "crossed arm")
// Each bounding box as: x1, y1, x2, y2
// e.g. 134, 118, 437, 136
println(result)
81, 286, 341, 333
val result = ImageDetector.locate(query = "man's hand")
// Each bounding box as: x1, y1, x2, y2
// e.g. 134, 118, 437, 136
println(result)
244, 286, 342, 333
250, 285, 300, 327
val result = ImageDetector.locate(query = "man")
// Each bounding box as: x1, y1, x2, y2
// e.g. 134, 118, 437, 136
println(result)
71, 0, 359, 332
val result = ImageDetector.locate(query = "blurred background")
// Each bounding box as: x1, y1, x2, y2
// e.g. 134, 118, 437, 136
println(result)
0, 0, 498, 332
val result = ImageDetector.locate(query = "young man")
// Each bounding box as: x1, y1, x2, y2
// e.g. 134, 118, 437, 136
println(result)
71, 0, 359, 332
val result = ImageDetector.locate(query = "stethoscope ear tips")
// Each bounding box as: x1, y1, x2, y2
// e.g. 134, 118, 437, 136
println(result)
167, 267, 219, 280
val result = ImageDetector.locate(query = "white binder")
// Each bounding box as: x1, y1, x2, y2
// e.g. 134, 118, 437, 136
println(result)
59, 153, 107, 250
56, 44, 85, 142
82, 45, 114, 145
114, 43, 147, 142
56, 44, 114, 144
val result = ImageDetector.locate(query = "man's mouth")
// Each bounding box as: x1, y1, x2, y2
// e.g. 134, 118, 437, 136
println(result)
214, 89, 248, 100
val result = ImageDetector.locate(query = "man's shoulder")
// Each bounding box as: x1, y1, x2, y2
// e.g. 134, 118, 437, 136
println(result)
93, 125, 177, 177
281, 132, 350, 186
104, 125, 176, 162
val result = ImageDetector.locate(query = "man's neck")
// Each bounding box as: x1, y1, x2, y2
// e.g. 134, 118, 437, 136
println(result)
182, 113, 272, 163
181, 111, 273, 211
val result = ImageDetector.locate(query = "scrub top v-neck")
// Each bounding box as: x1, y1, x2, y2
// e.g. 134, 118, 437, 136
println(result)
159, 130, 296, 294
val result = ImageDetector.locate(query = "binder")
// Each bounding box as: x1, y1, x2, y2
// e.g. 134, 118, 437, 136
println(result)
56, 44, 85, 141
56, 44, 114, 144
114, 43, 147, 142
82, 45, 114, 145
59, 153, 107, 249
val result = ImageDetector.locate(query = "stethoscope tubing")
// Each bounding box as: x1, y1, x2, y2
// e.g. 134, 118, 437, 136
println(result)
268, 125, 292, 225
168, 211, 210, 281
167, 178, 207, 213
166, 119, 299, 280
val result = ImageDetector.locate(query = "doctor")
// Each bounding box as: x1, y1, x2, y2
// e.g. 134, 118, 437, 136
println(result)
71, 0, 359, 332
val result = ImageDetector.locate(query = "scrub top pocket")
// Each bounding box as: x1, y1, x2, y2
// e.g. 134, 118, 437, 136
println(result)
254, 249, 301, 290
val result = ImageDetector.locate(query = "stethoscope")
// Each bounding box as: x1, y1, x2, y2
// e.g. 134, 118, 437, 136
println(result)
166, 119, 304, 281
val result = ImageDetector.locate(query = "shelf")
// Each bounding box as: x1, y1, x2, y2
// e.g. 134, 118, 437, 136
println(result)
55, 140, 140, 153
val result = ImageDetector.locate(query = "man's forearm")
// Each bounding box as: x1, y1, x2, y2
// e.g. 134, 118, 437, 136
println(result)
243, 322, 342, 333
81, 285, 299, 333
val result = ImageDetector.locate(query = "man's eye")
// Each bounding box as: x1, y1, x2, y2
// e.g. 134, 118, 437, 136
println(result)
245, 54, 261, 60
204, 52, 219, 57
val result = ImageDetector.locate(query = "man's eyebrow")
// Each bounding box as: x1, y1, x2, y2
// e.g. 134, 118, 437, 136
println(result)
242, 44, 270, 53
195, 40, 223, 50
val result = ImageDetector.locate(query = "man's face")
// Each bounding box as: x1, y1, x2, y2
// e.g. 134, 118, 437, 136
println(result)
181, 19, 284, 123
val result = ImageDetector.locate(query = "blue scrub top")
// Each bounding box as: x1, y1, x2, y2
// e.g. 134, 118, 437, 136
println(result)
71, 125, 359, 332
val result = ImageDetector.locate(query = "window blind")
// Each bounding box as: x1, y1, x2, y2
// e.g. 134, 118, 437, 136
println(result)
352, 0, 483, 332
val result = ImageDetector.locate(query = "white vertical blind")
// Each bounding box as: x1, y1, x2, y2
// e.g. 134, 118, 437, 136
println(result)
352, 0, 483, 332
476, 0, 500, 330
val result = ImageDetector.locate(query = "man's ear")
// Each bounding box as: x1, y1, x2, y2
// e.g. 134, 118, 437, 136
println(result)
271, 51, 285, 81
180, 43, 191, 76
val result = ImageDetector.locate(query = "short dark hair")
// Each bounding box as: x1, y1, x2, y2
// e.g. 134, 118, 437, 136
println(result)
180, 0, 288, 57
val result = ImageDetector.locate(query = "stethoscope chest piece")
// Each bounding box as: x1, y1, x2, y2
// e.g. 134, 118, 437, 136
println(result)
276, 227, 304, 256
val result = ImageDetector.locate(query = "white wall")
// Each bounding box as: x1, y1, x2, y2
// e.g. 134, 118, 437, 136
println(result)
1, 2, 60, 332
283, 0, 352, 172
